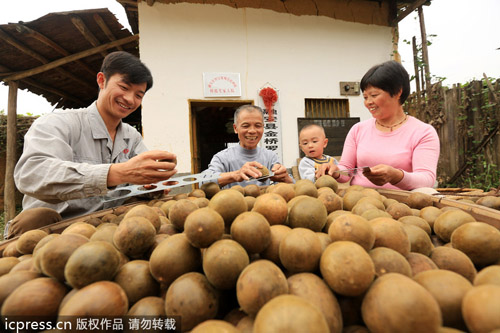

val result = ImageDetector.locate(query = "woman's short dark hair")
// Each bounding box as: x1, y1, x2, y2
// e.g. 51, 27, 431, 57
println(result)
360, 60, 410, 105
100, 51, 153, 92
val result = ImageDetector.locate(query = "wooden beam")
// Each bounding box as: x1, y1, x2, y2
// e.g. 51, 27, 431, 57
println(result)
4, 81, 18, 223
412, 36, 421, 113
70, 15, 108, 58
418, 6, 431, 95
117, 0, 139, 5
392, 0, 428, 25
0, 27, 46, 64
0, 64, 85, 108
0, 26, 96, 92
2, 35, 139, 82
13, 23, 96, 77
93, 14, 124, 51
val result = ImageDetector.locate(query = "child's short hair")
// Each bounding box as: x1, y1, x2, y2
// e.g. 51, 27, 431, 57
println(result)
299, 123, 326, 136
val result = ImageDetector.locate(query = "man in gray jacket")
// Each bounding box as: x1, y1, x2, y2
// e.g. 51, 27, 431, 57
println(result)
204, 104, 293, 188
7, 51, 177, 238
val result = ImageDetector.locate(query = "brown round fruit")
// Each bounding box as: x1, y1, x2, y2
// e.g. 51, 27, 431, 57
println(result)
401, 224, 434, 256
58, 281, 128, 317
39, 233, 89, 281
361, 273, 442, 333
114, 260, 159, 305
462, 284, 500, 333
184, 207, 225, 248
279, 228, 322, 273
450, 222, 500, 267
406, 252, 438, 276
192, 320, 239, 333
252, 193, 288, 225
287, 273, 343, 333
370, 217, 411, 256
127, 296, 165, 317
434, 210, 476, 243
419, 206, 442, 229
168, 199, 199, 231
320, 241, 375, 296
318, 192, 343, 214
113, 216, 156, 258
0, 257, 20, 277
230, 212, 271, 254
0, 271, 41, 308
201, 182, 221, 199
149, 233, 201, 286
208, 189, 247, 227
406, 192, 434, 209
474, 266, 500, 286
260, 225, 292, 265
203, 239, 249, 290
236, 260, 288, 316
414, 269, 472, 329
244, 184, 261, 198
430, 246, 477, 282
328, 214, 375, 251
61, 222, 96, 238
16, 230, 49, 255
123, 204, 161, 232
269, 183, 295, 202
385, 202, 413, 220
165, 272, 219, 332
315, 175, 338, 192
253, 294, 329, 333
1, 277, 67, 317
294, 179, 318, 197
64, 241, 121, 289
369, 247, 412, 277
288, 196, 327, 231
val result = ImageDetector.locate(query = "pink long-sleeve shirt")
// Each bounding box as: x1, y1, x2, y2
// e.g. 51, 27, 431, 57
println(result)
337, 116, 440, 190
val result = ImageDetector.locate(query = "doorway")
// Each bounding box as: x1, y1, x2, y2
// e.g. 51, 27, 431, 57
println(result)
190, 100, 254, 174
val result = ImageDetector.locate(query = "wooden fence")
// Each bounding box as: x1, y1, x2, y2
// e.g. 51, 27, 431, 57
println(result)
404, 78, 500, 189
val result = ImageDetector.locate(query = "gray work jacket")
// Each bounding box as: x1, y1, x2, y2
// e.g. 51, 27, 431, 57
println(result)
14, 102, 147, 219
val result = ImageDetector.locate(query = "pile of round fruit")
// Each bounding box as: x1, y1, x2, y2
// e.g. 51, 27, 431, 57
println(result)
1, 176, 499, 333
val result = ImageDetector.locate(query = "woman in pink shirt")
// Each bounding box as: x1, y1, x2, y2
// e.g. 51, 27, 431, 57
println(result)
319, 60, 440, 190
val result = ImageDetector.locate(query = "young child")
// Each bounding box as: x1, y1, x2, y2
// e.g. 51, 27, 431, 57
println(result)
298, 124, 338, 182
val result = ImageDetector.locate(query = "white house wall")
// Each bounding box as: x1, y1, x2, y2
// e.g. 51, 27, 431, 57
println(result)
138, 2, 394, 172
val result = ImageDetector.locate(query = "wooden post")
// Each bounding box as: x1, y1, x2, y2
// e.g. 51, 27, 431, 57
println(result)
412, 36, 422, 115
418, 6, 431, 97
4, 81, 18, 223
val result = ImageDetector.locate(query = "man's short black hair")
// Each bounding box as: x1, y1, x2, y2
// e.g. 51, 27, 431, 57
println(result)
100, 51, 153, 92
360, 60, 410, 105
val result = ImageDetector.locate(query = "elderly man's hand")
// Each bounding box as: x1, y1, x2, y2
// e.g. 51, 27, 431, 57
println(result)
107, 150, 177, 187
231, 161, 265, 182
270, 163, 293, 183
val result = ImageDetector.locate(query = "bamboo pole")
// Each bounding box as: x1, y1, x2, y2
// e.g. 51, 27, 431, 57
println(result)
4, 81, 18, 223
412, 36, 422, 115
418, 6, 431, 97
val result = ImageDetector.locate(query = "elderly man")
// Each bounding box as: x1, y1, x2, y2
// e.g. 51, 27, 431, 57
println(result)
205, 104, 293, 188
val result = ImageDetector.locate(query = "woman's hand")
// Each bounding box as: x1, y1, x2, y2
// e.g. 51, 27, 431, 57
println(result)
363, 164, 404, 186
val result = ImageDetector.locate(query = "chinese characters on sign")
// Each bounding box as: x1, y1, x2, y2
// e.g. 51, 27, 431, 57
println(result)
203, 72, 242, 97
258, 89, 283, 163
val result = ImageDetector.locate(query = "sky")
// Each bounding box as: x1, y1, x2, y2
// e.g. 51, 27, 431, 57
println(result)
0, 0, 499, 116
